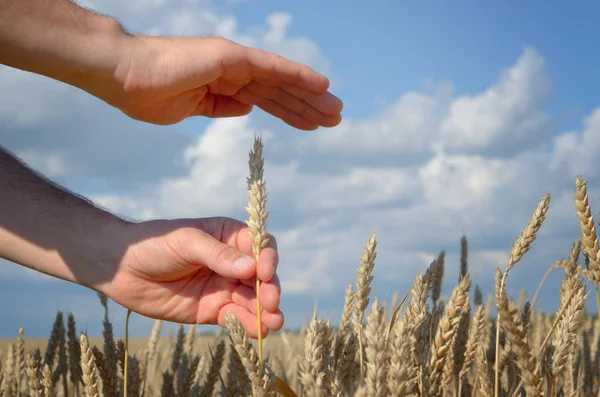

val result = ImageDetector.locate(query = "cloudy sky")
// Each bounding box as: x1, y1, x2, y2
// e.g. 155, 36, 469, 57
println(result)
2, 0, 600, 337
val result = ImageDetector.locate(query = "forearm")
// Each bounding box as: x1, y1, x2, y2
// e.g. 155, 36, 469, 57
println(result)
0, 0, 133, 107
0, 146, 129, 293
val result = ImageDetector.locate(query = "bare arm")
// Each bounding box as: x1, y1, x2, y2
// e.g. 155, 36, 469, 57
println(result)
0, 0, 336, 330
0, 146, 284, 335
0, 146, 127, 293
0, 0, 132, 107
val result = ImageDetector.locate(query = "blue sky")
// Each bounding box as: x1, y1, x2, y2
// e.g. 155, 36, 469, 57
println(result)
226, 1, 600, 125
1, 0, 600, 338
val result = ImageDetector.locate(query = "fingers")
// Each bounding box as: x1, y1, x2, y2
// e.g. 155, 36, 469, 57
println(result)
231, 283, 284, 329
234, 83, 342, 129
172, 227, 258, 280
234, 275, 281, 313
255, 233, 278, 282
242, 46, 330, 94
279, 83, 344, 115
216, 40, 343, 130
237, 238, 278, 283
242, 92, 320, 130
205, 217, 278, 283
183, 217, 279, 283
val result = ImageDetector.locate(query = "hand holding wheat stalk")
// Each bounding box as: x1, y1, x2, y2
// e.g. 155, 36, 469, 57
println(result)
245, 135, 270, 365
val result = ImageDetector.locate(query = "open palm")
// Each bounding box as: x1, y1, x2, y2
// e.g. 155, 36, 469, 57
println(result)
114, 36, 343, 129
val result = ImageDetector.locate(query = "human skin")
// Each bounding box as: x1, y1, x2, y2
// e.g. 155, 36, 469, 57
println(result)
0, 0, 343, 337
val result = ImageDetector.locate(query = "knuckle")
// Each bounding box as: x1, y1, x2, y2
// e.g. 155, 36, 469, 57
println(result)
209, 242, 237, 264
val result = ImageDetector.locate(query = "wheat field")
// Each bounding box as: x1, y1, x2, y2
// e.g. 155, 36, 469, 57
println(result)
1, 137, 599, 397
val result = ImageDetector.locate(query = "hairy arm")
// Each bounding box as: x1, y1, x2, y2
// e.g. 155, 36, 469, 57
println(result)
0, 147, 129, 293
0, 0, 133, 108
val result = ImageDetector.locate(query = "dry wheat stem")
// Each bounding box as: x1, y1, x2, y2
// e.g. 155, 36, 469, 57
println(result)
124, 309, 132, 397
385, 286, 412, 344
15, 327, 23, 397
531, 261, 561, 311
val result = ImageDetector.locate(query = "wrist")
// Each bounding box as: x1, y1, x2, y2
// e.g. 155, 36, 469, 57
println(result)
71, 215, 133, 296
58, 18, 135, 110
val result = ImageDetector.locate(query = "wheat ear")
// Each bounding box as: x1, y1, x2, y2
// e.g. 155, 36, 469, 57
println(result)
428, 273, 471, 396
41, 364, 52, 397
495, 268, 543, 397
494, 193, 550, 397
365, 299, 388, 397
574, 175, 600, 323
142, 319, 162, 397
334, 283, 354, 366
575, 176, 600, 283
246, 135, 270, 365
476, 345, 493, 397
80, 334, 100, 397
299, 312, 328, 396
460, 303, 485, 381
25, 352, 43, 397
353, 233, 377, 374
67, 313, 82, 397
226, 312, 276, 396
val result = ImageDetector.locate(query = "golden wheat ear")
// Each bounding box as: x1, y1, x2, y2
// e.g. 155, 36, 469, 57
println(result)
245, 135, 270, 365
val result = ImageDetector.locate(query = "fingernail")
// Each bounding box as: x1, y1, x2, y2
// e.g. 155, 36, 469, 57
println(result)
233, 256, 255, 270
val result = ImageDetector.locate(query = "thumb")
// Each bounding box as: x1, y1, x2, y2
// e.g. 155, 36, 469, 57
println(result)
185, 228, 257, 280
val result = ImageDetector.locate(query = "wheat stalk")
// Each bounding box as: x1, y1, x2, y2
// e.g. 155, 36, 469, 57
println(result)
124, 309, 132, 397
245, 135, 270, 365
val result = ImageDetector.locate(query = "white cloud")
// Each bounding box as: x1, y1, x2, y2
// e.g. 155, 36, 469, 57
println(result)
92, 46, 596, 301
156, 117, 266, 217
301, 84, 451, 161
0, 68, 73, 126
2, 0, 600, 333
551, 108, 600, 181
440, 47, 553, 156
